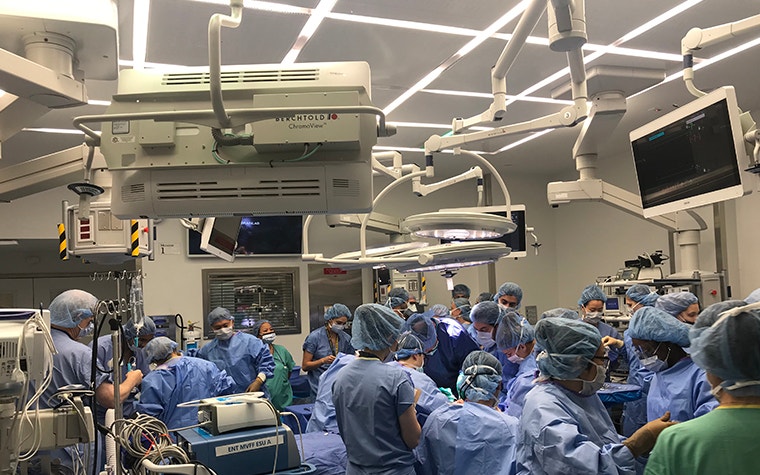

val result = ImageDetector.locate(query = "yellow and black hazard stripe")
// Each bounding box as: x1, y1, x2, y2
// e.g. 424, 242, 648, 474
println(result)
421, 275, 427, 304
130, 220, 140, 256
58, 223, 68, 260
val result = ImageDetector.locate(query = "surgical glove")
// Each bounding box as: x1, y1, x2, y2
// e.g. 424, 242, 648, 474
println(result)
602, 336, 624, 349
623, 411, 677, 457
438, 387, 456, 402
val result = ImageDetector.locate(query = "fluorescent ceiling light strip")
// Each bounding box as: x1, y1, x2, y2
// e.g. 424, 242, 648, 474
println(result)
281, 0, 338, 64
495, 128, 555, 153
422, 88, 573, 105
87, 99, 111, 106
326, 12, 480, 36
118, 59, 195, 69
187, 0, 309, 14
132, 0, 151, 69
22, 128, 84, 135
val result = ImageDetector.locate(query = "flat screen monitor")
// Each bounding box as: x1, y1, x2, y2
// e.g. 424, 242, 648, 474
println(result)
190, 216, 303, 259
630, 86, 748, 218
437, 205, 527, 258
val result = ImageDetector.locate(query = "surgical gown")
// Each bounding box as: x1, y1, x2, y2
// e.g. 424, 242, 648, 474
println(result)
306, 352, 355, 434
198, 331, 275, 396
415, 401, 519, 475
503, 353, 538, 419
517, 382, 637, 475
622, 332, 652, 436
136, 356, 234, 433
467, 322, 520, 387
424, 317, 480, 395
268, 343, 296, 410
646, 357, 717, 423
302, 326, 355, 397
393, 362, 450, 426
333, 357, 416, 475
92, 335, 151, 423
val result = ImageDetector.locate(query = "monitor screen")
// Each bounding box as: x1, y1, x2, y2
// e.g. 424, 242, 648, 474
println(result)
438, 205, 527, 258
604, 298, 619, 311
630, 86, 747, 218
189, 216, 303, 257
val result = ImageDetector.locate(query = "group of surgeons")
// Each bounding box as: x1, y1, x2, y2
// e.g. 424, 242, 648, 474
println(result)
32, 280, 760, 475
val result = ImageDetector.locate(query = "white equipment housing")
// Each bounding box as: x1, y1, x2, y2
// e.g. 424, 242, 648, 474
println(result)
99, 62, 378, 218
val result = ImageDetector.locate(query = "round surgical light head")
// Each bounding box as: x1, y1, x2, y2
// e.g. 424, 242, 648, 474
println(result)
402, 212, 516, 240
68, 182, 105, 197
394, 241, 511, 273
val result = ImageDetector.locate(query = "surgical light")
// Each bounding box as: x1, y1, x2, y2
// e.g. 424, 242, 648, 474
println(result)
402, 211, 516, 240
393, 241, 511, 273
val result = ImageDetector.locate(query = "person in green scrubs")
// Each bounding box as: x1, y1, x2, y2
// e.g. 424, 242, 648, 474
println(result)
645, 300, 760, 475
253, 319, 295, 410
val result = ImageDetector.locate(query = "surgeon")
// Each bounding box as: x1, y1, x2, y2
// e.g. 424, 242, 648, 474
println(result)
305, 351, 355, 434
393, 333, 450, 425
494, 281, 523, 311
655, 292, 700, 324
386, 287, 411, 318
495, 310, 538, 418
626, 306, 718, 423
539, 307, 581, 321
645, 300, 758, 475
252, 319, 295, 411
475, 292, 493, 304
449, 297, 472, 329
302, 303, 355, 398
468, 301, 519, 395
415, 351, 519, 475
403, 313, 479, 396
32, 289, 105, 475
517, 318, 676, 475
198, 307, 275, 396
451, 283, 471, 300
578, 284, 624, 373
332, 303, 420, 475
137, 337, 234, 437
428, 304, 450, 318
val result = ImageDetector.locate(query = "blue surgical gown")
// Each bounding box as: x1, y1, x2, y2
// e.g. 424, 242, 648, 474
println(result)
333, 358, 416, 475
596, 322, 624, 368
302, 326, 355, 397
306, 352, 356, 434
622, 332, 652, 437
646, 357, 717, 423
415, 401, 519, 475
393, 362, 450, 426
92, 335, 151, 423
517, 382, 637, 475
424, 318, 480, 395
136, 356, 234, 432
467, 321, 520, 390
198, 331, 275, 396
503, 353, 538, 419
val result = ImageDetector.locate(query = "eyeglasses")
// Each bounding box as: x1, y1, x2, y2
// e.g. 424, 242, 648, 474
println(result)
591, 355, 611, 372
633, 342, 661, 360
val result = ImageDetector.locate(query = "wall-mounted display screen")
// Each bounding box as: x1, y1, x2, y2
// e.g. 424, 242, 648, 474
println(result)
189, 216, 303, 257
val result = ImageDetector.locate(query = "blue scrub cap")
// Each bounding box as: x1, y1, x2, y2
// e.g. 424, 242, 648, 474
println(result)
351, 303, 405, 351
691, 302, 760, 397
456, 351, 502, 403
428, 304, 450, 317
123, 317, 156, 341
745, 288, 760, 304
49, 289, 98, 328
534, 318, 601, 380
452, 298, 472, 315
689, 300, 747, 342
496, 311, 536, 350
470, 301, 501, 326
655, 292, 699, 317
389, 287, 409, 301
476, 292, 493, 303
402, 314, 438, 353
494, 282, 523, 308
251, 319, 270, 337
578, 285, 607, 307
207, 307, 234, 326
627, 306, 690, 347
452, 284, 471, 299
325, 303, 352, 322
394, 332, 425, 360
144, 336, 178, 363
540, 308, 580, 321
626, 284, 659, 306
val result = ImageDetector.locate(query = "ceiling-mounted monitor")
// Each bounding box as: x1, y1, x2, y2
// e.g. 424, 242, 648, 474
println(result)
630, 86, 749, 218
192, 216, 303, 259
200, 217, 242, 262
438, 205, 527, 258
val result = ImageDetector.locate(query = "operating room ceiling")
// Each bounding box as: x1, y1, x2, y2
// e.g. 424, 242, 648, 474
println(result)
3, 0, 760, 180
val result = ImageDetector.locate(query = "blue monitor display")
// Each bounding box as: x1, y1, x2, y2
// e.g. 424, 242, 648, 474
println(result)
189, 216, 303, 256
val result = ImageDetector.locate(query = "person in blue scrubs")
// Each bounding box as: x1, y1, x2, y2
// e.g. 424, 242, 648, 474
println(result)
31, 289, 103, 475
198, 307, 274, 396
517, 318, 676, 475
386, 287, 411, 319
626, 306, 718, 423
468, 301, 521, 401
403, 313, 479, 396
415, 350, 519, 475
137, 337, 234, 436
332, 303, 420, 475
305, 351, 356, 434
449, 298, 472, 329
578, 284, 624, 374
495, 310, 538, 418
655, 291, 700, 325
302, 303, 355, 398
451, 283, 471, 300
393, 333, 450, 426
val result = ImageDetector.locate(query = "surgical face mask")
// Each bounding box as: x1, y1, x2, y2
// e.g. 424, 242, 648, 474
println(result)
577, 363, 607, 396
261, 332, 276, 344
78, 321, 94, 338
710, 384, 723, 401
214, 325, 235, 340
583, 311, 603, 325
415, 365, 425, 373
640, 355, 668, 373
330, 323, 346, 334
476, 331, 496, 349
507, 353, 525, 364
